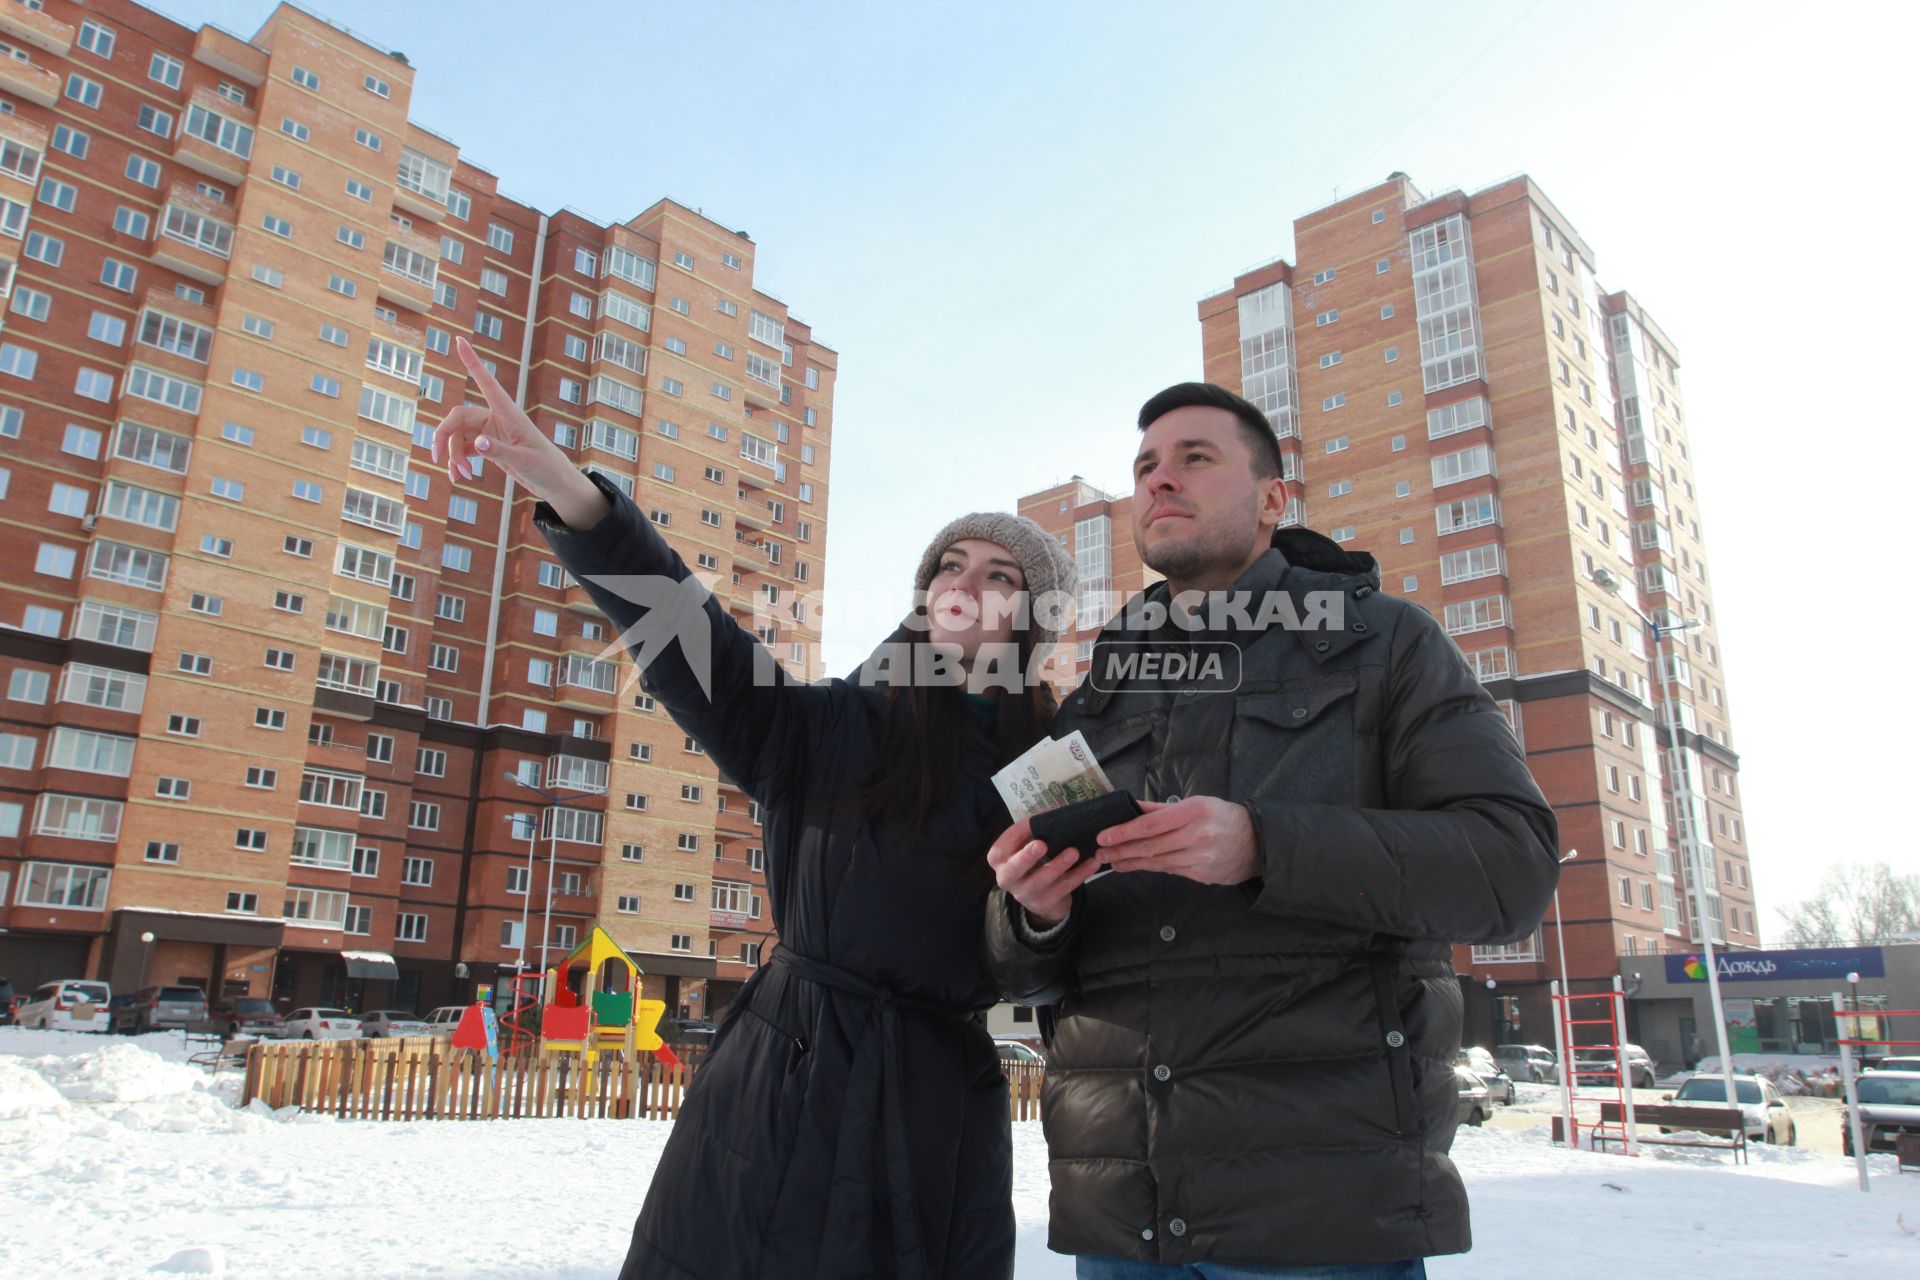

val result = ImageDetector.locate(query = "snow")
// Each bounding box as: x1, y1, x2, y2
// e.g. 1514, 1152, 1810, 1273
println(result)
2, 1028, 1917, 1278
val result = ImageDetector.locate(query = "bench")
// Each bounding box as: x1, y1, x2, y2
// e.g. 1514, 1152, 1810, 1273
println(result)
187, 1037, 254, 1072
1595, 1102, 1747, 1163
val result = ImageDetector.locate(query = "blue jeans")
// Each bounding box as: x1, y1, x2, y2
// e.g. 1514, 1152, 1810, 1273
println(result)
1077, 1257, 1427, 1280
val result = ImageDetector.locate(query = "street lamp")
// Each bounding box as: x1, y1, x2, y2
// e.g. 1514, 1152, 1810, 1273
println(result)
1552, 848, 1578, 995
505, 771, 595, 976
137, 930, 156, 991
1591, 567, 1735, 1104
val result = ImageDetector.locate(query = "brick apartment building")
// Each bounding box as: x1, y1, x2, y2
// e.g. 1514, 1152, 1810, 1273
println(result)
1018, 173, 1754, 1060
0, 0, 829, 1022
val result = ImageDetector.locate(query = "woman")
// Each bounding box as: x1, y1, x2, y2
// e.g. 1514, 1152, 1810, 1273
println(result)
433, 338, 1088, 1278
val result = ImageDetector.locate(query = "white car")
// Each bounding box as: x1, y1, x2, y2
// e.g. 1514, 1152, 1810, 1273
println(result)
421, 1005, 469, 1037
15, 980, 113, 1032
359, 1010, 430, 1038
279, 1007, 362, 1040
1665, 1073, 1796, 1144
995, 1039, 1044, 1065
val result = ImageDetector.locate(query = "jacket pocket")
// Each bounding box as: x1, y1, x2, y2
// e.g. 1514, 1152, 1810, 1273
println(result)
1230, 676, 1359, 800
1367, 955, 1417, 1137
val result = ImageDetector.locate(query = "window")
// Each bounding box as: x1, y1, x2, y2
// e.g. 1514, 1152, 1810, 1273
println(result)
0, 343, 37, 380
66, 73, 104, 108
346, 179, 373, 202
365, 74, 391, 98
16, 861, 111, 909
24, 231, 62, 265
100, 257, 138, 291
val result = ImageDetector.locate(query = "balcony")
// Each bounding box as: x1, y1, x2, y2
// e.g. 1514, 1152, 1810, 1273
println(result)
0, 53, 60, 107
710, 908, 755, 931
191, 26, 266, 84
734, 506, 772, 534
150, 189, 235, 287
378, 226, 440, 314
0, 3, 74, 57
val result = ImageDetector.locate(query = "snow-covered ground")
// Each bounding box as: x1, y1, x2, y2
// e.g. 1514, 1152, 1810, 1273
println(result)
1, 1028, 1916, 1278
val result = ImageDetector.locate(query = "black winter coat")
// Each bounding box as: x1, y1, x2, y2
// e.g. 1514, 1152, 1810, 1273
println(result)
984, 530, 1560, 1268
536, 472, 1016, 1280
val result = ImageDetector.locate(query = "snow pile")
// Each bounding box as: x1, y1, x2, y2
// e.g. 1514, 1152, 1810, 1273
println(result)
36, 1041, 207, 1103
0, 1054, 67, 1120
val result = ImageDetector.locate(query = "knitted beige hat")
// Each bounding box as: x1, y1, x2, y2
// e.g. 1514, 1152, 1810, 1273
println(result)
913, 512, 1077, 645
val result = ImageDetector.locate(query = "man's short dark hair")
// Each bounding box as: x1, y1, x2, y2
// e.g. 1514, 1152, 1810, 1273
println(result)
1136, 382, 1284, 481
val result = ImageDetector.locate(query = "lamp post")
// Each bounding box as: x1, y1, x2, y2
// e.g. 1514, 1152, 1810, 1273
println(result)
508, 808, 539, 975
1549, 848, 1578, 1094
506, 772, 595, 976
136, 930, 156, 991
1591, 567, 1735, 1104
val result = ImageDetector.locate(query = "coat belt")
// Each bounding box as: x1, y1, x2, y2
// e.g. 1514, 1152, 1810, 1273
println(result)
771, 948, 976, 1280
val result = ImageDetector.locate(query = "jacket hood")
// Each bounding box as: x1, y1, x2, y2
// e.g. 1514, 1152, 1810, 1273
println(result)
1272, 526, 1382, 589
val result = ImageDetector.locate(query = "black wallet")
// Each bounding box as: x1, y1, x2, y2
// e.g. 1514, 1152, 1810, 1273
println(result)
1030, 790, 1142, 863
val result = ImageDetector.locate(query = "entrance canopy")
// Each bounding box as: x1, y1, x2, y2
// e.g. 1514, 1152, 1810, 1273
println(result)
342, 950, 399, 981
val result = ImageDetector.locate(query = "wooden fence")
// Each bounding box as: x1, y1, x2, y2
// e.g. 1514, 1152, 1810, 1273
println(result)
241, 1038, 1050, 1123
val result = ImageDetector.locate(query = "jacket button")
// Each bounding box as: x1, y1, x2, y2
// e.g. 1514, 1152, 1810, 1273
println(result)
1153, 1064, 1172, 1082
1291, 707, 1308, 719
1314, 640, 1330, 653
1169, 1218, 1188, 1237
1159, 925, 1177, 943
1163, 793, 1182, 804
1386, 1030, 1406, 1048
1140, 1228, 1155, 1242
1352, 621, 1368, 633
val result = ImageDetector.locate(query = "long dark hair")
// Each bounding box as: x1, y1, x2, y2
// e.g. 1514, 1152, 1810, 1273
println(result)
845, 618, 1058, 836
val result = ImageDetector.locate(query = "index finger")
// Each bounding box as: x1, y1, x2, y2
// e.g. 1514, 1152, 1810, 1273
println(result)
1096, 801, 1186, 848
455, 335, 514, 411
985, 817, 1036, 868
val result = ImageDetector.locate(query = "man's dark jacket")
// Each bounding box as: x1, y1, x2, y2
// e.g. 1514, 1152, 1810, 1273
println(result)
984, 528, 1560, 1267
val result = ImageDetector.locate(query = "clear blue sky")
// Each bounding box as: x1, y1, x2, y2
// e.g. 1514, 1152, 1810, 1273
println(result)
167, 0, 1916, 933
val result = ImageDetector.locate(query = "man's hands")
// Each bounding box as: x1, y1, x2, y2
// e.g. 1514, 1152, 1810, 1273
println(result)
988, 796, 1264, 926
431, 336, 609, 530
1096, 796, 1261, 885
986, 817, 1106, 927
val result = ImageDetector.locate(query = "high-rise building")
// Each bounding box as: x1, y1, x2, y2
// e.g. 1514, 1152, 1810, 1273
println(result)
0, 0, 831, 1022
1012, 173, 1749, 1056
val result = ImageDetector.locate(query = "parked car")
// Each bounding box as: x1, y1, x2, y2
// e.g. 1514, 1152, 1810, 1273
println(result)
0, 977, 15, 1026
659, 1018, 718, 1051
279, 1007, 362, 1040
1454, 1065, 1493, 1127
996, 1040, 1045, 1065
1494, 1043, 1559, 1084
15, 980, 113, 1032
1664, 1073, 1796, 1144
1572, 1043, 1658, 1089
1841, 1069, 1920, 1156
112, 985, 209, 1035
1457, 1048, 1515, 1105
360, 1010, 431, 1038
421, 1005, 469, 1037
208, 997, 283, 1039
1866, 1056, 1920, 1073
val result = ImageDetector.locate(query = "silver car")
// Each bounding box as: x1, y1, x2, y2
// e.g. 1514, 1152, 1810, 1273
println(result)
359, 1010, 430, 1038
1843, 1069, 1920, 1156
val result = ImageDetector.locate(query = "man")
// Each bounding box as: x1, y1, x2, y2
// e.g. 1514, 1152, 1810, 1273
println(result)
985, 382, 1560, 1278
